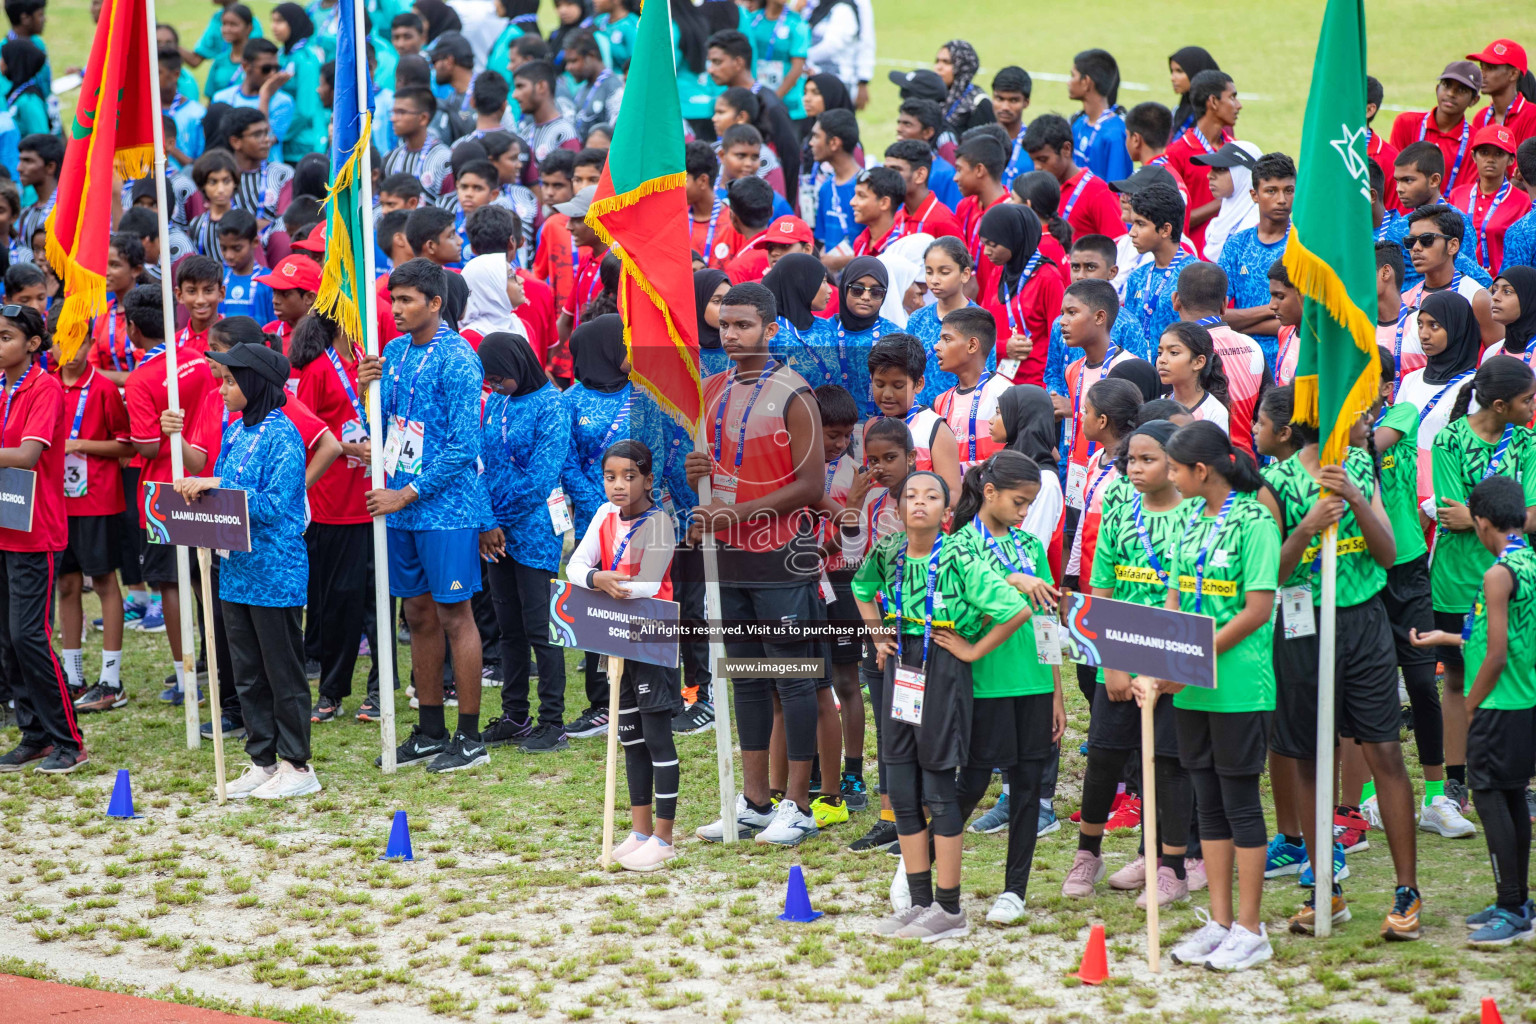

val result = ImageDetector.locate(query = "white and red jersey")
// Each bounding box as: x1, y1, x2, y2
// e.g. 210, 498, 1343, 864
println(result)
1377, 303, 1419, 393
1187, 391, 1230, 434
820, 453, 857, 570
1275, 325, 1299, 386
933, 372, 1011, 472
1021, 466, 1066, 586
1207, 323, 1266, 460
1448, 177, 1531, 276
702, 361, 814, 553
1063, 347, 1134, 508
1396, 367, 1481, 514
864, 406, 946, 473
1066, 448, 1116, 581
1402, 273, 1486, 314
567, 501, 677, 601
839, 485, 903, 569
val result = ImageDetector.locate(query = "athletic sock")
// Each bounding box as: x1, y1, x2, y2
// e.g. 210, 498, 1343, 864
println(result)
1282, 834, 1303, 848
935, 884, 961, 914
1078, 833, 1103, 856
1161, 854, 1186, 880
101, 651, 121, 686
906, 869, 933, 908
746, 797, 774, 815
173, 662, 186, 691
458, 713, 481, 741
419, 704, 446, 738
63, 650, 82, 688
1423, 779, 1445, 805
844, 756, 862, 778
1448, 765, 1466, 785
880, 807, 896, 823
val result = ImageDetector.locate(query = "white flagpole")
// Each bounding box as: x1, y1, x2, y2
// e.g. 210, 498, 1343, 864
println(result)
694, 425, 737, 843
350, 0, 397, 772
1314, 525, 1339, 935
142, 0, 199, 749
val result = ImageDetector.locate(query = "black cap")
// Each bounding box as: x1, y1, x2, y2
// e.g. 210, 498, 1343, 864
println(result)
1108, 165, 1180, 195
887, 68, 947, 103
1191, 141, 1258, 170
429, 30, 475, 67
207, 344, 291, 389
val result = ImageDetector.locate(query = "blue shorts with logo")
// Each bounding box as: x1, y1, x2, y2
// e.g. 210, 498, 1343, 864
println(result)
388, 527, 481, 604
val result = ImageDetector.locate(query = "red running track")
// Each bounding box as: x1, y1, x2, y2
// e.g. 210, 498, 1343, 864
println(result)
0, 974, 274, 1022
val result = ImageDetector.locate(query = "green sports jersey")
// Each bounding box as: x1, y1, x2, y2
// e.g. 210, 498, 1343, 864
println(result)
1465, 545, 1536, 711
1262, 448, 1384, 607
1167, 493, 1280, 713
1089, 491, 1191, 607
1376, 401, 1427, 566
851, 528, 1027, 643
967, 521, 1057, 698
1430, 419, 1536, 611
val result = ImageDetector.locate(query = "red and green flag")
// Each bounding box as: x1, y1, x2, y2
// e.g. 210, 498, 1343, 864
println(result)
586, 0, 701, 429
1285, 0, 1380, 465
46, 0, 154, 363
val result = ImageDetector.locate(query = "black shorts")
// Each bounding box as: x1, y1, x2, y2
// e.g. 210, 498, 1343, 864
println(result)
139, 528, 178, 586
1087, 684, 1180, 759
1468, 706, 1536, 791
1271, 596, 1402, 759
883, 635, 972, 771
60, 514, 121, 579
968, 691, 1055, 769
620, 660, 682, 715
1433, 610, 1466, 669
1379, 556, 1436, 667
825, 571, 863, 666
1176, 707, 1270, 777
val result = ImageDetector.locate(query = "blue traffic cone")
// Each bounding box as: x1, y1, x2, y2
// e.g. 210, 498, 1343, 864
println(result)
106, 769, 140, 819
778, 864, 822, 922
380, 810, 414, 861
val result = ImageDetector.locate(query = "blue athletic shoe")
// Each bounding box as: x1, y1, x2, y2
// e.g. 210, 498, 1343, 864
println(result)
139, 604, 166, 633
158, 685, 204, 707
1468, 906, 1535, 946
1468, 898, 1536, 929
1264, 834, 1308, 878
1298, 842, 1350, 887
1037, 801, 1060, 837
969, 792, 1010, 834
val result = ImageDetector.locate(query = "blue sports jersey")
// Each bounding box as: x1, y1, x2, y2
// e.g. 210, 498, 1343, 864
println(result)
908, 301, 997, 407
215, 412, 308, 607
220, 267, 276, 324
1503, 209, 1536, 271
1218, 226, 1289, 365
1071, 109, 1132, 183
816, 175, 859, 251
482, 383, 571, 572
1121, 252, 1197, 348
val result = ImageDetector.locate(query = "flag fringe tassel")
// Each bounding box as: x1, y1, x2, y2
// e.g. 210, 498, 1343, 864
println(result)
44, 207, 107, 366
114, 145, 154, 182
587, 172, 703, 432
313, 112, 373, 350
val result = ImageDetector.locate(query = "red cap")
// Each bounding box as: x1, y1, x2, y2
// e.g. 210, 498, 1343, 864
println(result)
256, 255, 323, 292
1472, 123, 1518, 155
292, 220, 327, 254
758, 215, 814, 246
1467, 39, 1528, 75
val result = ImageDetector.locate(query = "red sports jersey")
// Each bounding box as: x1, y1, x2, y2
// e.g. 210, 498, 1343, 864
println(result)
958, 191, 1012, 315
1448, 178, 1531, 276
689, 201, 744, 268
1059, 169, 1125, 243
0, 364, 66, 552
1063, 348, 1135, 507
124, 344, 217, 493
86, 302, 135, 375
1164, 126, 1236, 256
532, 212, 583, 313
375, 274, 400, 346
185, 388, 330, 470
59, 367, 131, 518
702, 362, 814, 552
515, 270, 556, 366
894, 194, 963, 241
934, 373, 1012, 471
594, 504, 673, 601
820, 453, 856, 571
1068, 448, 1116, 582
1040, 233, 1072, 288
724, 229, 772, 284
1207, 324, 1266, 460
851, 220, 901, 259
1388, 110, 1475, 193
563, 250, 607, 324
1472, 94, 1536, 149
1367, 130, 1403, 213
296, 351, 370, 525
1274, 325, 1299, 386
982, 260, 1065, 387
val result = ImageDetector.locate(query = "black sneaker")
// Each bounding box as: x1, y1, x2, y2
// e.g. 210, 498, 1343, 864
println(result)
1445, 778, 1471, 813
376, 725, 450, 768
311, 696, 344, 723
356, 696, 382, 722
481, 664, 503, 687
848, 817, 900, 853
0, 741, 53, 773
426, 731, 490, 773
443, 679, 459, 708
672, 700, 715, 735
201, 714, 247, 740
305, 659, 321, 680
482, 715, 533, 748
840, 772, 869, 812
565, 707, 608, 739
518, 722, 570, 753
34, 746, 88, 774
74, 682, 128, 713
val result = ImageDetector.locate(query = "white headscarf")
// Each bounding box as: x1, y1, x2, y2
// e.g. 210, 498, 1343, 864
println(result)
460, 254, 527, 339
876, 232, 933, 328
1202, 140, 1263, 262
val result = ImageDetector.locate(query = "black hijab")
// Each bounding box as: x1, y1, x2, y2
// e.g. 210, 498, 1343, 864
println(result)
977, 204, 1043, 300
231, 363, 288, 427
765, 253, 826, 332
480, 332, 546, 397
2, 39, 46, 102
413, 0, 462, 41
694, 268, 729, 350
996, 384, 1057, 466
440, 272, 468, 334
1420, 290, 1481, 385
272, 3, 315, 51
1107, 357, 1162, 403
1496, 266, 1536, 355
572, 313, 629, 392
838, 256, 888, 334
807, 72, 852, 113
1169, 46, 1220, 137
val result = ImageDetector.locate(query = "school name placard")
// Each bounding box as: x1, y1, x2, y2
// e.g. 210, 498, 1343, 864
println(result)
0, 467, 34, 532
1060, 593, 1217, 690
548, 580, 680, 668
141, 483, 253, 552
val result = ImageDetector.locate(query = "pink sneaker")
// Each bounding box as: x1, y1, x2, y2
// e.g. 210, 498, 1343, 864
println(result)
1185, 857, 1208, 891
613, 831, 650, 862
1108, 854, 1146, 890
618, 835, 679, 872
1061, 849, 1105, 898
1136, 865, 1190, 908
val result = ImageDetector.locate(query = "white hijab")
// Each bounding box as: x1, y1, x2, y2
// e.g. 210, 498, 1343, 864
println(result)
876, 232, 933, 328
1202, 140, 1263, 262
460, 254, 527, 339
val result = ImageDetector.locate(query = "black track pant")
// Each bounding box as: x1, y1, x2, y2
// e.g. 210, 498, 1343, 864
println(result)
224, 602, 309, 767
958, 757, 1050, 898
488, 555, 567, 726
0, 551, 83, 752
1474, 787, 1532, 910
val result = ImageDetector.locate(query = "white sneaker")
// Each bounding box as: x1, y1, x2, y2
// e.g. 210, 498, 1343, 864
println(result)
250, 762, 322, 800
891, 857, 910, 912
613, 831, 650, 861
225, 763, 277, 800
1361, 794, 1382, 830
986, 891, 1026, 925
1170, 909, 1230, 966
1419, 795, 1476, 838
1203, 922, 1272, 972
756, 798, 819, 846
696, 794, 773, 843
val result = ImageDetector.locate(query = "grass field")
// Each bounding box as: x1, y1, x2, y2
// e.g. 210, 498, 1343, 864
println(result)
12, 2, 1536, 1023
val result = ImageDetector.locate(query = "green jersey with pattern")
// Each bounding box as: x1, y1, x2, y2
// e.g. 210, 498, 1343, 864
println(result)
1376, 401, 1427, 565
1465, 545, 1536, 711
1262, 448, 1384, 607
1090, 491, 1192, 606
1167, 493, 1280, 713
1430, 419, 1536, 611
851, 527, 1027, 642
967, 521, 1057, 698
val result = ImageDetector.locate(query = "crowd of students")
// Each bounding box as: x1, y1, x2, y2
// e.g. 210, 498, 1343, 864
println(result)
0, 0, 1534, 966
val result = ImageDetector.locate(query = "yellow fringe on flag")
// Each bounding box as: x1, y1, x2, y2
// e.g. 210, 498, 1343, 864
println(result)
45, 208, 107, 367
313, 112, 373, 353
113, 145, 154, 182
587, 172, 703, 431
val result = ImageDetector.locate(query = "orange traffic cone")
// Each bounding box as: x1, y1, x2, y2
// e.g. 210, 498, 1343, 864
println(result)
1481, 997, 1503, 1024
1072, 923, 1109, 985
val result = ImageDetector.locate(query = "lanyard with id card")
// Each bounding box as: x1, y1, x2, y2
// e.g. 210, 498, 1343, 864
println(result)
546, 486, 574, 533
889, 536, 943, 726
63, 377, 90, 499
383, 334, 442, 478
710, 362, 775, 508
1279, 584, 1315, 638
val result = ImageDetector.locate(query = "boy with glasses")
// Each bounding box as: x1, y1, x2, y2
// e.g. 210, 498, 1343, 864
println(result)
1401, 204, 1501, 348
212, 39, 296, 162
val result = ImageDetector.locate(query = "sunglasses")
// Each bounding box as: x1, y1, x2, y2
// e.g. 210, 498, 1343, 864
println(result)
1404, 232, 1452, 249
0, 304, 25, 318
846, 284, 887, 299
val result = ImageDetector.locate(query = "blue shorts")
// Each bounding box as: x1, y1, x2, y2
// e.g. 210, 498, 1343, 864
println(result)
388, 527, 482, 604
